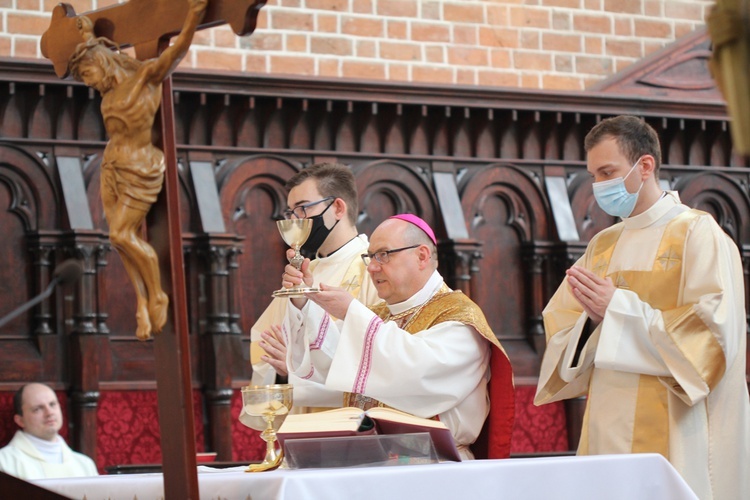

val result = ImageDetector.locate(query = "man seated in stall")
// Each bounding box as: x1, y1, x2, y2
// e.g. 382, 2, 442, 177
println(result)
0, 383, 98, 479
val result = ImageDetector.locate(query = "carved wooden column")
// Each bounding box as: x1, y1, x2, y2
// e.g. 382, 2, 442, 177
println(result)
196, 234, 246, 461
94, 243, 112, 335
62, 231, 110, 461
26, 232, 65, 380
226, 244, 244, 336
27, 235, 56, 337
437, 240, 482, 298
521, 246, 546, 355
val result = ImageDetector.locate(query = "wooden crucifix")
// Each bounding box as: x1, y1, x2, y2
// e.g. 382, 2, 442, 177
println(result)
41, 1, 266, 498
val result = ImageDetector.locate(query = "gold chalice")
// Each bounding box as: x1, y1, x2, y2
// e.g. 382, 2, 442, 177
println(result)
239, 384, 293, 472
272, 218, 320, 298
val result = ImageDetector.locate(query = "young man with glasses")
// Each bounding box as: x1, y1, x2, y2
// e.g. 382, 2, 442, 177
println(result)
249, 163, 379, 409
279, 214, 515, 459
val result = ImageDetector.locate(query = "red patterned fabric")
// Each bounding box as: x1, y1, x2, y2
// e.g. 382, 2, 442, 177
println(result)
0, 391, 17, 448
230, 389, 266, 462
0, 386, 568, 467
509, 385, 569, 453
95, 390, 205, 470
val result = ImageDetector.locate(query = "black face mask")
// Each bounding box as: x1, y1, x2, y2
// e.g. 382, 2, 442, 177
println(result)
300, 201, 339, 259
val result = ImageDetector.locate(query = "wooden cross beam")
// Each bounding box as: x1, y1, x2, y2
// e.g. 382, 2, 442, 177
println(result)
41, 1, 266, 498
42, 0, 266, 77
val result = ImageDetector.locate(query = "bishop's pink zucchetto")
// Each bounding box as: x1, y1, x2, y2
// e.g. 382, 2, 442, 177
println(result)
388, 214, 437, 245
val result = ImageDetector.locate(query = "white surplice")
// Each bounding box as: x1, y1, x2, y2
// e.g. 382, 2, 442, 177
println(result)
284, 270, 491, 459
535, 192, 750, 500
250, 234, 379, 407
0, 431, 98, 480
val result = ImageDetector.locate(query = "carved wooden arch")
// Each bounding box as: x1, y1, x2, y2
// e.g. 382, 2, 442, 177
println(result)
688, 127, 719, 166
28, 84, 98, 142
216, 154, 300, 229
381, 104, 406, 155
217, 154, 301, 331
0, 143, 58, 231
499, 118, 520, 159
0, 144, 61, 336
673, 171, 750, 246
0, 85, 23, 138
459, 163, 550, 339
430, 107, 450, 157
560, 120, 585, 162
359, 104, 379, 154
26, 83, 54, 140
451, 109, 472, 158
353, 159, 438, 238
75, 88, 106, 142
665, 129, 687, 166
475, 110, 496, 159
710, 129, 733, 167
461, 163, 550, 241
407, 106, 430, 156
521, 117, 543, 160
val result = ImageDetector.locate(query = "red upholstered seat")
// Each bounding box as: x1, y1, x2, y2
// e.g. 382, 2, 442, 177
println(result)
95, 390, 206, 470
471, 347, 515, 459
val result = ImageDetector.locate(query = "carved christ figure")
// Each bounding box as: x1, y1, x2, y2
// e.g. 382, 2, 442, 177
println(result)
68, 0, 207, 340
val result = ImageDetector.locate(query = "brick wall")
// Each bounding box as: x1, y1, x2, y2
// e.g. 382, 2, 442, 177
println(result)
1, 0, 712, 90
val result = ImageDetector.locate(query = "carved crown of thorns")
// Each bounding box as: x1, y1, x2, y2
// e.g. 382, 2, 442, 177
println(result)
68, 16, 122, 79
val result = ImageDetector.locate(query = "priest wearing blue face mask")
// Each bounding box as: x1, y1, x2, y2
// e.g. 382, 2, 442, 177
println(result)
535, 115, 750, 500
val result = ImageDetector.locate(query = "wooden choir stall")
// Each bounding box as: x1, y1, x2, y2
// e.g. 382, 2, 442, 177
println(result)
0, 0, 745, 496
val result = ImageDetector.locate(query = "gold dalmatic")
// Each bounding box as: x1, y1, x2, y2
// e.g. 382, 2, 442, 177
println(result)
581, 209, 725, 457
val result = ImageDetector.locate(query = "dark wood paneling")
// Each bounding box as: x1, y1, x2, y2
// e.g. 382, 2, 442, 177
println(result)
0, 48, 745, 461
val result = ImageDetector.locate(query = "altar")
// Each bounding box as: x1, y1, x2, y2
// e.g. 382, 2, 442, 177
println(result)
33, 453, 697, 500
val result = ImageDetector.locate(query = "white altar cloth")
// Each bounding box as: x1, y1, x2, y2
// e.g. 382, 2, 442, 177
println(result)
32, 453, 698, 500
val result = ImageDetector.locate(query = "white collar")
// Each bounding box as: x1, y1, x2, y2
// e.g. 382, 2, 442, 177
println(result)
386, 270, 445, 315
18, 431, 64, 464
623, 191, 680, 230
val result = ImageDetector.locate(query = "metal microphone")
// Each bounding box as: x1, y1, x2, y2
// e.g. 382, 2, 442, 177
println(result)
0, 259, 84, 329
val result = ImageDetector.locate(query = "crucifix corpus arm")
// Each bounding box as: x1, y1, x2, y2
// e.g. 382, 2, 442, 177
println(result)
148, 0, 207, 82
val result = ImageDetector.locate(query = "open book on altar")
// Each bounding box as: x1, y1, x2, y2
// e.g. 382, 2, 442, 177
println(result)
277, 406, 461, 462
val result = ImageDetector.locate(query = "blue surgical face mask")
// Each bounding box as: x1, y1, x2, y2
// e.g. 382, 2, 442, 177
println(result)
592, 157, 644, 218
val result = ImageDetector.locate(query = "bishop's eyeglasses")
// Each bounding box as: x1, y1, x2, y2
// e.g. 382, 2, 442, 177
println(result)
283, 197, 334, 219
361, 244, 420, 266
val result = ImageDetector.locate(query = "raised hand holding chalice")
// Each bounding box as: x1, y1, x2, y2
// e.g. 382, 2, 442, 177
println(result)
273, 219, 320, 298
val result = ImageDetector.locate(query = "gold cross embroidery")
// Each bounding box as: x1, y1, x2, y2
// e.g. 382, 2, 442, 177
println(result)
341, 275, 359, 291
657, 248, 681, 271
614, 274, 630, 290
591, 258, 609, 277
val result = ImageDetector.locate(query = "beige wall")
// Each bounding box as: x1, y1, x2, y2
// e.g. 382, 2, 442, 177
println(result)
3, 0, 711, 90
